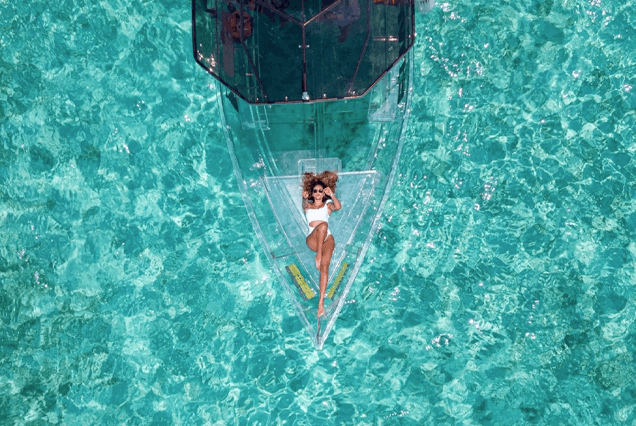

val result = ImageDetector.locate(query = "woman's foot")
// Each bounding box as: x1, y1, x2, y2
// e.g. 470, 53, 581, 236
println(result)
315, 253, 322, 270
317, 301, 325, 318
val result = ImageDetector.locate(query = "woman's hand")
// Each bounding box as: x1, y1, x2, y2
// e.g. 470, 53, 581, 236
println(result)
326, 187, 341, 211
302, 191, 309, 199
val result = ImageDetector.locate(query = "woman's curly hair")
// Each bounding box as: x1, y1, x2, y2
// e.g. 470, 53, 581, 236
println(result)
302, 170, 338, 202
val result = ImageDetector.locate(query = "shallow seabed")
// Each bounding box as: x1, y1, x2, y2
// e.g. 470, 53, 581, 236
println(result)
1, 0, 636, 424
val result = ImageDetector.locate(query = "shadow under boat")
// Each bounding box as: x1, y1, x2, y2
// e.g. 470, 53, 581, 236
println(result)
193, 0, 420, 348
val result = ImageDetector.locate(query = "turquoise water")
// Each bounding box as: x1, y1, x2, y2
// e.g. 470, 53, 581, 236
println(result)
1, 0, 636, 424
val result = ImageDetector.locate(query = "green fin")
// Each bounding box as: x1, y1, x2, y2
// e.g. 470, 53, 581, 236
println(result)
286, 264, 315, 300
328, 262, 349, 299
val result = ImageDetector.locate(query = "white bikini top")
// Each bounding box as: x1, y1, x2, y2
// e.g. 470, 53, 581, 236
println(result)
305, 203, 330, 224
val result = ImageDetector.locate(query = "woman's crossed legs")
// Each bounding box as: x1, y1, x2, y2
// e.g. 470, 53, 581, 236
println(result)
306, 222, 334, 317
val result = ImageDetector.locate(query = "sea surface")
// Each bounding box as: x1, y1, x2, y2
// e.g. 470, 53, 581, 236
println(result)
1, 0, 636, 424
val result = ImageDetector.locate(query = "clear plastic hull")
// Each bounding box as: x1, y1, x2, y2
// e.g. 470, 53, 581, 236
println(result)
218, 52, 413, 348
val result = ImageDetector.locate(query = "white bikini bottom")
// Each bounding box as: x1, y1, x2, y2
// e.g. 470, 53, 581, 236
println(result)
307, 224, 332, 240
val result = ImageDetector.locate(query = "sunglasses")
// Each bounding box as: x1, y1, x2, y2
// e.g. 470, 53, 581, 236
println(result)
312, 188, 324, 194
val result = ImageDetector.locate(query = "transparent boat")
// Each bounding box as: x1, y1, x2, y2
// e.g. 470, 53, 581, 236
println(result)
193, 0, 417, 349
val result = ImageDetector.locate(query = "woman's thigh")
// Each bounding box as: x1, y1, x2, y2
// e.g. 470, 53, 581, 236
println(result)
306, 233, 318, 252
305, 223, 329, 252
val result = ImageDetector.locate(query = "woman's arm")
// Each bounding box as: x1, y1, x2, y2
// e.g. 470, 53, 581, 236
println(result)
302, 191, 309, 210
325, 188, 341, 212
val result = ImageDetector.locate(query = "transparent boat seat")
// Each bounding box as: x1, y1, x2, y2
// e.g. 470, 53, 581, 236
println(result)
297, 157, 342, 175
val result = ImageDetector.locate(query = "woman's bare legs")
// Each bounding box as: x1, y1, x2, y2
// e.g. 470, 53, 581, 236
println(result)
306, 222, 328, 269
306, 223, 335, 317
317, 236, 334, 317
